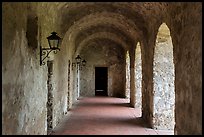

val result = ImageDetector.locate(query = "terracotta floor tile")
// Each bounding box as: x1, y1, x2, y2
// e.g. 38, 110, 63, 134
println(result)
50, 96, 174, 135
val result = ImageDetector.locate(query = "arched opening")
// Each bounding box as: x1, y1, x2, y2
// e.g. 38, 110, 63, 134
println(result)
125, 50, 130, 99
135, 42, 142, 117
153, 23, 175, 130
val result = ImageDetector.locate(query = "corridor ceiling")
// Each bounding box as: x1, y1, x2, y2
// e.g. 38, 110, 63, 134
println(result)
38, 2, 168, 52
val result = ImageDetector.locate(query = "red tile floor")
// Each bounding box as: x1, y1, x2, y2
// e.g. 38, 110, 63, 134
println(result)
50, 96, 174, 135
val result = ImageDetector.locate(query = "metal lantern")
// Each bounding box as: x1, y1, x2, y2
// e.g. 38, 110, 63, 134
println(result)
40, 32, 61, 66
47, 32, 61, 50
82, 59, 86, 66
75, 55, 81, 64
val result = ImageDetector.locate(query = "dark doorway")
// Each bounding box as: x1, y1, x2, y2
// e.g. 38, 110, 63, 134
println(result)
95, 67, 108, 96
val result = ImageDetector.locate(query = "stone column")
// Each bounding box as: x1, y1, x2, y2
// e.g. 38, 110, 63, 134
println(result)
129, 48, 136, 107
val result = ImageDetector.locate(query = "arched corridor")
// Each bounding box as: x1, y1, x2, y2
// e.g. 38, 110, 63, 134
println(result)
2, 2, 202, 135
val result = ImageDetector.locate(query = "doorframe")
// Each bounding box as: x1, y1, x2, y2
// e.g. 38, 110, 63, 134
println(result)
94, 65, 109, 96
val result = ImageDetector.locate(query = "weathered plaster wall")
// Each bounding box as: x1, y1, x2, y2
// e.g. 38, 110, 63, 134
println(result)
139, 3, 202, 134
2, 2, 202, 135
80, 41, 126, 97
37, 2, 72, 132
2, 3, 48, 135
129, 48, 136, 107
2, 3, 70, 134
60, 32, 76, 110
37, 3, 70, 130
141, 2, 202, 134
141, 37, 154, 128
166, 3, 202, 135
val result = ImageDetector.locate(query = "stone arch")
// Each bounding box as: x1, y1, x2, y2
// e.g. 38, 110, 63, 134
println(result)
59, 3, 146, 38
74, 31, 128, 95
79, 39, 126, 97
153, 23, 175, 130
76, 32, 128, 55
75, 24, 135, 52
60, 12, 141, 61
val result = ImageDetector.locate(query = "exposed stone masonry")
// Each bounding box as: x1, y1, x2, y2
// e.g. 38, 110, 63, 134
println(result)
2, 2, 202, 135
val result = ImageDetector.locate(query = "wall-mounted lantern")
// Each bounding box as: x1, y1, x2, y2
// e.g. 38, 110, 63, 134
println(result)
72, 55, 86, 70
40, 32, 61, 66
82, 59, 86, 66
75, 55, 82, 64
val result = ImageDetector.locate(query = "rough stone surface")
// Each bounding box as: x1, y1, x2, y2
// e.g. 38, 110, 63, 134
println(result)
125, 51, 131, 99
80, 40, 126, 97
153, 23, 175, 130
2, 2, 202, 135
167, 3, 202, 135
2, 3, 47, 135
135, 42, 142, 110
141, 3, 202, 135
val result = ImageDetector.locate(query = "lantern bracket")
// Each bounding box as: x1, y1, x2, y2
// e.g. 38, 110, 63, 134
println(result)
40, 46, 60, 66
40, 32, 61, 66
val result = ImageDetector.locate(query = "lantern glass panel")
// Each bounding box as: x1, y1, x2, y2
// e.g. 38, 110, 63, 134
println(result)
82, 60, 86, 66
76, 55, 81, 63
48, 39, 59, 49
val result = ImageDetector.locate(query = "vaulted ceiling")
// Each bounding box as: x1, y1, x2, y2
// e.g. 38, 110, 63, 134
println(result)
37, 2, 168, 53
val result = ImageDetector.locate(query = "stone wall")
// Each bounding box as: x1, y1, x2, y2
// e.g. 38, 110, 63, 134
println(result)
153, 23, 175, 130
80, 41, 126, 97
2, 3, 70, 134
37, 3, 70, 130
141, 3, 202, 134
2, 3, 48, 135
135, 43, 142, 110
140, 37, 154, 128
125, 51, 131, 98
2, 2, 202, 135
166, 3, 202, 134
